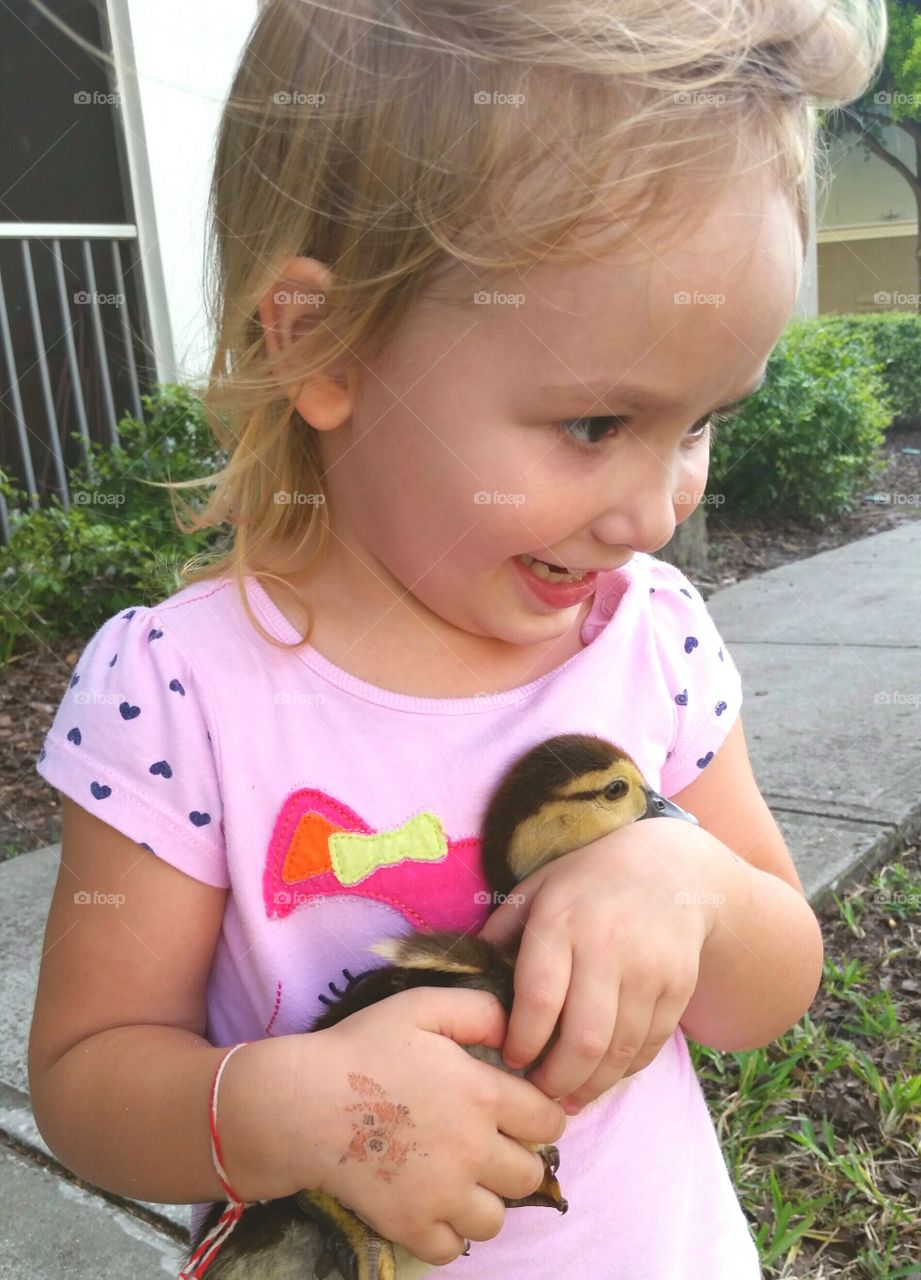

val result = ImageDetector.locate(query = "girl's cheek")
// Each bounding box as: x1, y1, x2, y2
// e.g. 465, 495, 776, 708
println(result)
673, 453, 711, 520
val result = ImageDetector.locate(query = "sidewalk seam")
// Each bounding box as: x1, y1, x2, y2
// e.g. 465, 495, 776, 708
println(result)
0, 1124, 189, 1246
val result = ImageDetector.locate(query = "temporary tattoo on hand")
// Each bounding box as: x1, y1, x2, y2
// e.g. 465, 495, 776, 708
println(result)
340, 1073, 419, 1183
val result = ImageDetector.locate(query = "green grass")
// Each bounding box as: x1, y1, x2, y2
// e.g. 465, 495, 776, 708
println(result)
691, 852, 921, 1278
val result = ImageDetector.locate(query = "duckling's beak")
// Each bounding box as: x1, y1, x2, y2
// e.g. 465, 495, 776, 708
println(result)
640, 787, 700, 825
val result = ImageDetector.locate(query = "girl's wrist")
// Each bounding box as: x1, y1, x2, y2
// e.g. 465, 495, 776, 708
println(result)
217, 1032, 328, 1202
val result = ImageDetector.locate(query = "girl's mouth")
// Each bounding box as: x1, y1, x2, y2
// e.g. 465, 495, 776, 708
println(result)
514, 554, 599, 608
517, 553, 589, 584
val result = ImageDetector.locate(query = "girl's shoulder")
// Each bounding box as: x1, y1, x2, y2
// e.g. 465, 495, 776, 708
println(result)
631, 552, 724, 647
34, 581, 237, 889
585, 552, 714, 649
628, 554, 744, 798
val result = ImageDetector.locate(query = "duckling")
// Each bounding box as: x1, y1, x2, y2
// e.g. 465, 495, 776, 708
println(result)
185, 735, 698, 1280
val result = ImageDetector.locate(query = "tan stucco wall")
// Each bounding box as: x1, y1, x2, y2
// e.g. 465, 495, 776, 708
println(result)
818, 234, 919, 314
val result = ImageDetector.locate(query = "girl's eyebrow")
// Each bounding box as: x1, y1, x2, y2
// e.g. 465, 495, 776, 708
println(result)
537, 373, 768, 415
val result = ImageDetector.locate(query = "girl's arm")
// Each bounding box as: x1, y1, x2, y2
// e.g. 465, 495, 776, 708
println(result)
666, 714, 825, 1051
28, 798, 314, 1203
29, 1024, 312, 1203
677, 842, 824, 1052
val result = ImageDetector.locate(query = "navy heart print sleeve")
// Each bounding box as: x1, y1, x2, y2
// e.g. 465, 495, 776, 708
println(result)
35, 605, 228, 887
648, 559, 744, 799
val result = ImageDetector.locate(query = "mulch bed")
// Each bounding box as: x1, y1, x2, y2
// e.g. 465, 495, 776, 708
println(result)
695, 424, 921, 599
2, 426, 920, 861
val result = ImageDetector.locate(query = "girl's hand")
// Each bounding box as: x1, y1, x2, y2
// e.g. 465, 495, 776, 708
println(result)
304, 986, 567, 1268
476, 818, 728, 1114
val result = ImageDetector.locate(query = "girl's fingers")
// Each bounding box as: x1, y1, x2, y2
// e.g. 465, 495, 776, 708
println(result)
563, 986, 685, 1108
619, 983, 696, 1075
525, 955, 618, 1102
414, 1220, 483, 1268
480, 1134, 549, 1205
493, 1069, 568, 1147
501, 926, 572, 1072
448, 1185, 509, 1246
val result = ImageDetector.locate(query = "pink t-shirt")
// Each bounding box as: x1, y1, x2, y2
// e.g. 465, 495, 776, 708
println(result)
35, 553, 762, 1279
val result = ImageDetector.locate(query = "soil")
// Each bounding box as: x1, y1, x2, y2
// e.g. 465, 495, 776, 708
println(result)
2, 426, 919, 861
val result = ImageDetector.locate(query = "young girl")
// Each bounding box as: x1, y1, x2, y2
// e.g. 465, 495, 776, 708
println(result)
28, 1, 885, 1276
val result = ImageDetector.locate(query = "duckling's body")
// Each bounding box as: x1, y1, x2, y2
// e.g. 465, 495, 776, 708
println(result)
186, 736, 697, 1279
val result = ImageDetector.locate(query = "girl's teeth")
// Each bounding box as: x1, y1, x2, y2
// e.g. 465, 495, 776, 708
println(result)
518, 553, 587, 584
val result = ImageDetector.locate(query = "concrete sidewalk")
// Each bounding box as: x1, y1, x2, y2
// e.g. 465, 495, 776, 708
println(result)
2, 520, 920, 1275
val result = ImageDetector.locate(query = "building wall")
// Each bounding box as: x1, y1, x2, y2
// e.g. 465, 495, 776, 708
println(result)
117, 0, 259, 384
817, 123, 919, 314
818, 232, 919, 313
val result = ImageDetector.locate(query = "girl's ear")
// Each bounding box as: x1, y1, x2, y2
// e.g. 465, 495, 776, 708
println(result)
258, 255, 352, 431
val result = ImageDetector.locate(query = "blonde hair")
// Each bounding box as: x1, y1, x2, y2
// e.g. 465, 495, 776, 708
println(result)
158, 0, 887, 651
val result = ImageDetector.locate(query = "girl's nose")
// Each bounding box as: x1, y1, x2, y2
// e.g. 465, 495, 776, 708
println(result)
591, 459, 680, 556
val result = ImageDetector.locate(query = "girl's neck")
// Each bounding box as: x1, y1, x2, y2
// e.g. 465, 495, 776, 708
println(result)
254, 552, 593, 699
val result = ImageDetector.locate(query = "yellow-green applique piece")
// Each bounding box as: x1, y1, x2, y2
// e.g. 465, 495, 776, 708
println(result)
328, 811, 448, 886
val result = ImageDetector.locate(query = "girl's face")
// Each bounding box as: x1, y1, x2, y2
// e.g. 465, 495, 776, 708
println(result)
297, 167, 801, 654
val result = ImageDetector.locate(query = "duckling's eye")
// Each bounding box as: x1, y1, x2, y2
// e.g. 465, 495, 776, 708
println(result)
603, 779, 628, 801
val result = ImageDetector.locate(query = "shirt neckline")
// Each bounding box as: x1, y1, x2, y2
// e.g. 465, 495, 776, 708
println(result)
244, 566, 637, 714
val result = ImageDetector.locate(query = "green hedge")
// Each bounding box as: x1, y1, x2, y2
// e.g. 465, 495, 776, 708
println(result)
707, 315, 896, 520
0, 384, 228, 663
818, 311, 921, 429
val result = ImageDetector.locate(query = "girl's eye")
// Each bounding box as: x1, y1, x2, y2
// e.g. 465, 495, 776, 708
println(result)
555, 407, 740, 455
555, 415, 625, 451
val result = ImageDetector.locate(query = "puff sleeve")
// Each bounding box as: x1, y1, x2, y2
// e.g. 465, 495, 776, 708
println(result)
648, 559, 744, 799
35, 604, 228, 888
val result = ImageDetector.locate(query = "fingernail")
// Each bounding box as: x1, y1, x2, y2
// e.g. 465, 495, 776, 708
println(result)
563, 1101, 582, 1116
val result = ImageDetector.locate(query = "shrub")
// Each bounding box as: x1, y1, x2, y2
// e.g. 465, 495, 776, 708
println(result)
0, 384, 229, 662
707, 316, 894, 519
818, 311, 921, 429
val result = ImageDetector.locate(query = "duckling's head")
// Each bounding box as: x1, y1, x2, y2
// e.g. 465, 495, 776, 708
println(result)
480, 733, 698, 897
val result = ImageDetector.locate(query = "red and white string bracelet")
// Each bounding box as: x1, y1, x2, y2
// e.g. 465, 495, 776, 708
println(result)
179, 1041, 256, 1279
